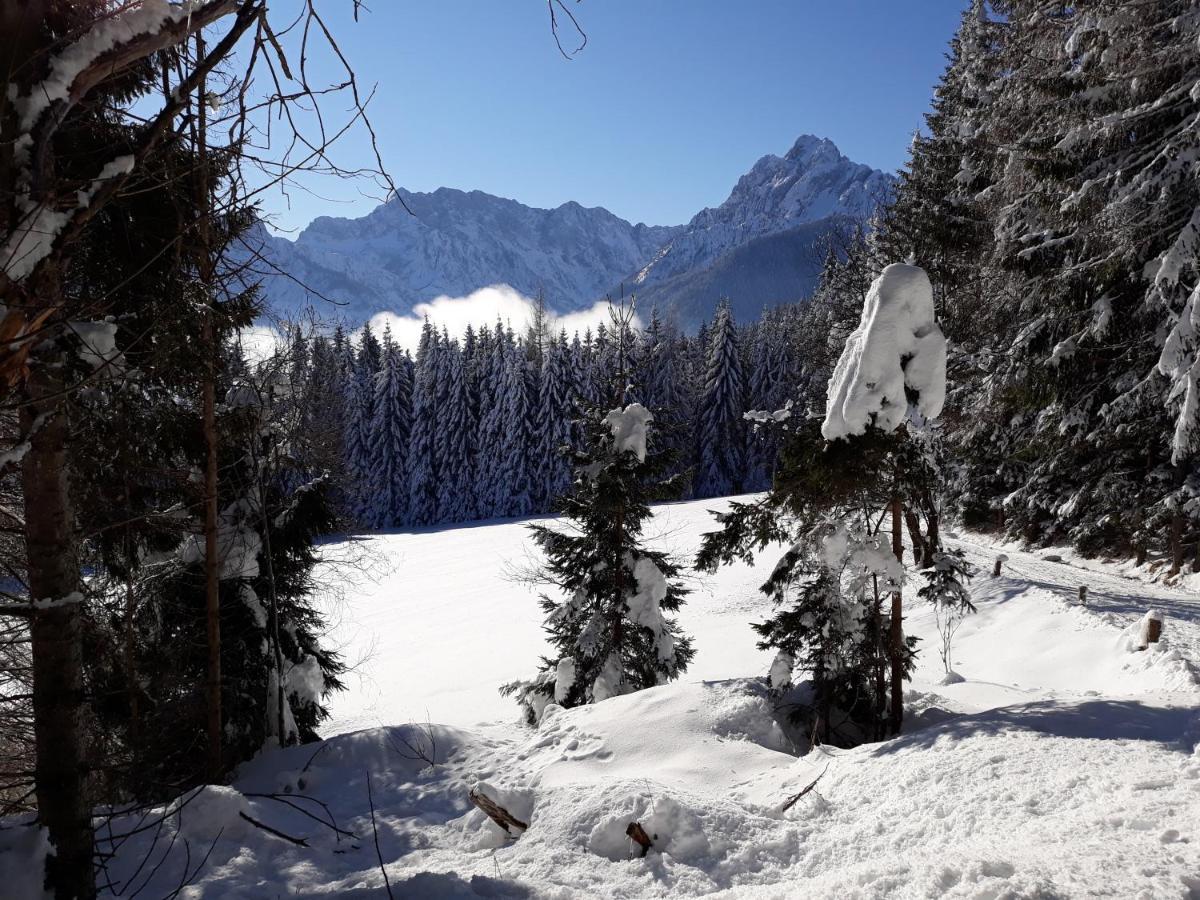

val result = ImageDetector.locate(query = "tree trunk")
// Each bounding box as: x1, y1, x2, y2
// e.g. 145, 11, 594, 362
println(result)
889, 497, 904, 737
196, 38, 223, 780
1169, 509, 1184, 577
922, 504, 939, 570
904, 510, 923, 567
202, 309, 222, 781
22, 344, 94, 900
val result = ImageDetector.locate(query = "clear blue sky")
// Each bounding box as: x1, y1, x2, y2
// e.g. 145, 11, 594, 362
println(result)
260, 1, 967, 233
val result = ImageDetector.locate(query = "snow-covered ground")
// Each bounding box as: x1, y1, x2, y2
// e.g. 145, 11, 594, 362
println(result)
17, 497, 1200, 898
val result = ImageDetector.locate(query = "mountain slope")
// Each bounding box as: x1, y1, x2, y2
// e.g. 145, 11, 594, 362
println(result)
622, 136, 892, 326
628, 135, 891, 294
250, 188, 681, 324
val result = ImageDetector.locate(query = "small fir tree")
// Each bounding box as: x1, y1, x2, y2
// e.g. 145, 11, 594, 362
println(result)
502, 399, 694, 723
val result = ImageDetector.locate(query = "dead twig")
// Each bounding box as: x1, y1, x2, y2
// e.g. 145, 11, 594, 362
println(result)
780, 764, 829, 813
366, 772, 395, 900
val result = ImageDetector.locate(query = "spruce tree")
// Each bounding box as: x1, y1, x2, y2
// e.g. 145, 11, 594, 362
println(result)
368, 329, 412, 528
409, 319, 441, 526
503, 400, 695, 723
436, 337, 477, 522
532, 332, 576, 509
695, 300, 747, 497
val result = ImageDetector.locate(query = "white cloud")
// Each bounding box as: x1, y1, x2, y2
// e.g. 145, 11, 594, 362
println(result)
366, 284, 639, 352
238, 325, 283, 364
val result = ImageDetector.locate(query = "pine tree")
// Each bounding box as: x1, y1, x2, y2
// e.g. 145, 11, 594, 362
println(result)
436, 336, 476, 522
532, 332, 576, 508
695, 300, 747, 497
408, 319, 441, 526
494, 343, 535, 517
368, 329, 412, 528
474, 321, 509, 518
502, 402, 694, 723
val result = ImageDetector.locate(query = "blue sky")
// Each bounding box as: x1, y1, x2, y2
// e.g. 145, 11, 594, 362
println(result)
259, 1, 966, 233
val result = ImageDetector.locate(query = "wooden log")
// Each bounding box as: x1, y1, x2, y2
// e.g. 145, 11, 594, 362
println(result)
993, 554, 1008, 578
468, 787, 528, 835
625, 821, 654, 857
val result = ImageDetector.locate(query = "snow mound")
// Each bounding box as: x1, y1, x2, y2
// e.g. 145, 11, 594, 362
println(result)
176, 785, 250, 843
0, 819, 50, 900
823, 263, 946, 440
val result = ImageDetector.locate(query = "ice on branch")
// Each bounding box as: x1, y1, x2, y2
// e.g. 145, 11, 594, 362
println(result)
821, 264, 946, 440
603, 403, 653, 462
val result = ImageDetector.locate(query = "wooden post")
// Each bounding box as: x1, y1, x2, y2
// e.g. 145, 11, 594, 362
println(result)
993, 554, 1007, 578
1078, 585, 1088, 606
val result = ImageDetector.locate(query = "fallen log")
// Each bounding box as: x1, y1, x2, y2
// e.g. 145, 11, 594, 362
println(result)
468, 787, 528, 835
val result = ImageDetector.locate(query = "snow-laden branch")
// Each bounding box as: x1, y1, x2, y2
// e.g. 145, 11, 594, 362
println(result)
822, 264, 946, 441
2, 156, 134, 281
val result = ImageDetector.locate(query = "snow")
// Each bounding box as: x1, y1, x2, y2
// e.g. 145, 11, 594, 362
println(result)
12, 496, 1200, 897
822, 264, 947, 441
71, 319, 121, 371
626, 554, 674, 661
15, 2, 196, 132
0, 819, 50, 900
604, 402, 653, 462
3, 155, 136, 281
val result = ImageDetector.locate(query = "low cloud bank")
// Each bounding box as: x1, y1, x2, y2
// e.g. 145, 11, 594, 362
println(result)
368, 284, 637, 351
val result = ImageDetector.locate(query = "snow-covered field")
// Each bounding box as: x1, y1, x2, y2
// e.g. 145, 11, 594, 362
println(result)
66, 498, 1200, 898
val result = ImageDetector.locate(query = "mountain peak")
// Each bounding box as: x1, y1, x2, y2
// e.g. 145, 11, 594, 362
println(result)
784, 133, 842, 163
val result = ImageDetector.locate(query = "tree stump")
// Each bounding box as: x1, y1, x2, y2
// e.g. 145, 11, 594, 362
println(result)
993, 555, 1007, 577
1078, 585, 1088, 606
1139, 610, 1164, 649
626, 821, 654, 857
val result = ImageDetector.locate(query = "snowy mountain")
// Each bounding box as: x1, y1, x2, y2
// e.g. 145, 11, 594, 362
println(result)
248, 188, 680, 324
253, 135, 893, 328
620, 135, 893, 322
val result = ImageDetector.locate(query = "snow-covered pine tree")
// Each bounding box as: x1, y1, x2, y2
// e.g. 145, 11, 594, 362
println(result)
368, 328, 412, 528
474, 321, 510, 518
436, 335, 477, 522
339, 331, 376, 524
695, 300, 747, 497
408, 318, 441, 526
638, 308, 693, 483
744, 313, 790, 490
531, 331, 576, 508
502, 401, 694, 723
493, 341, 535, 517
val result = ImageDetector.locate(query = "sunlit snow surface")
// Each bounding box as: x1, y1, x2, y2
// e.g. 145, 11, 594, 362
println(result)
14, 496, 1199, 899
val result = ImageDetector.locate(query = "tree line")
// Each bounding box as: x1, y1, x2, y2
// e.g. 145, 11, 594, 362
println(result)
289, 296, 811, 530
